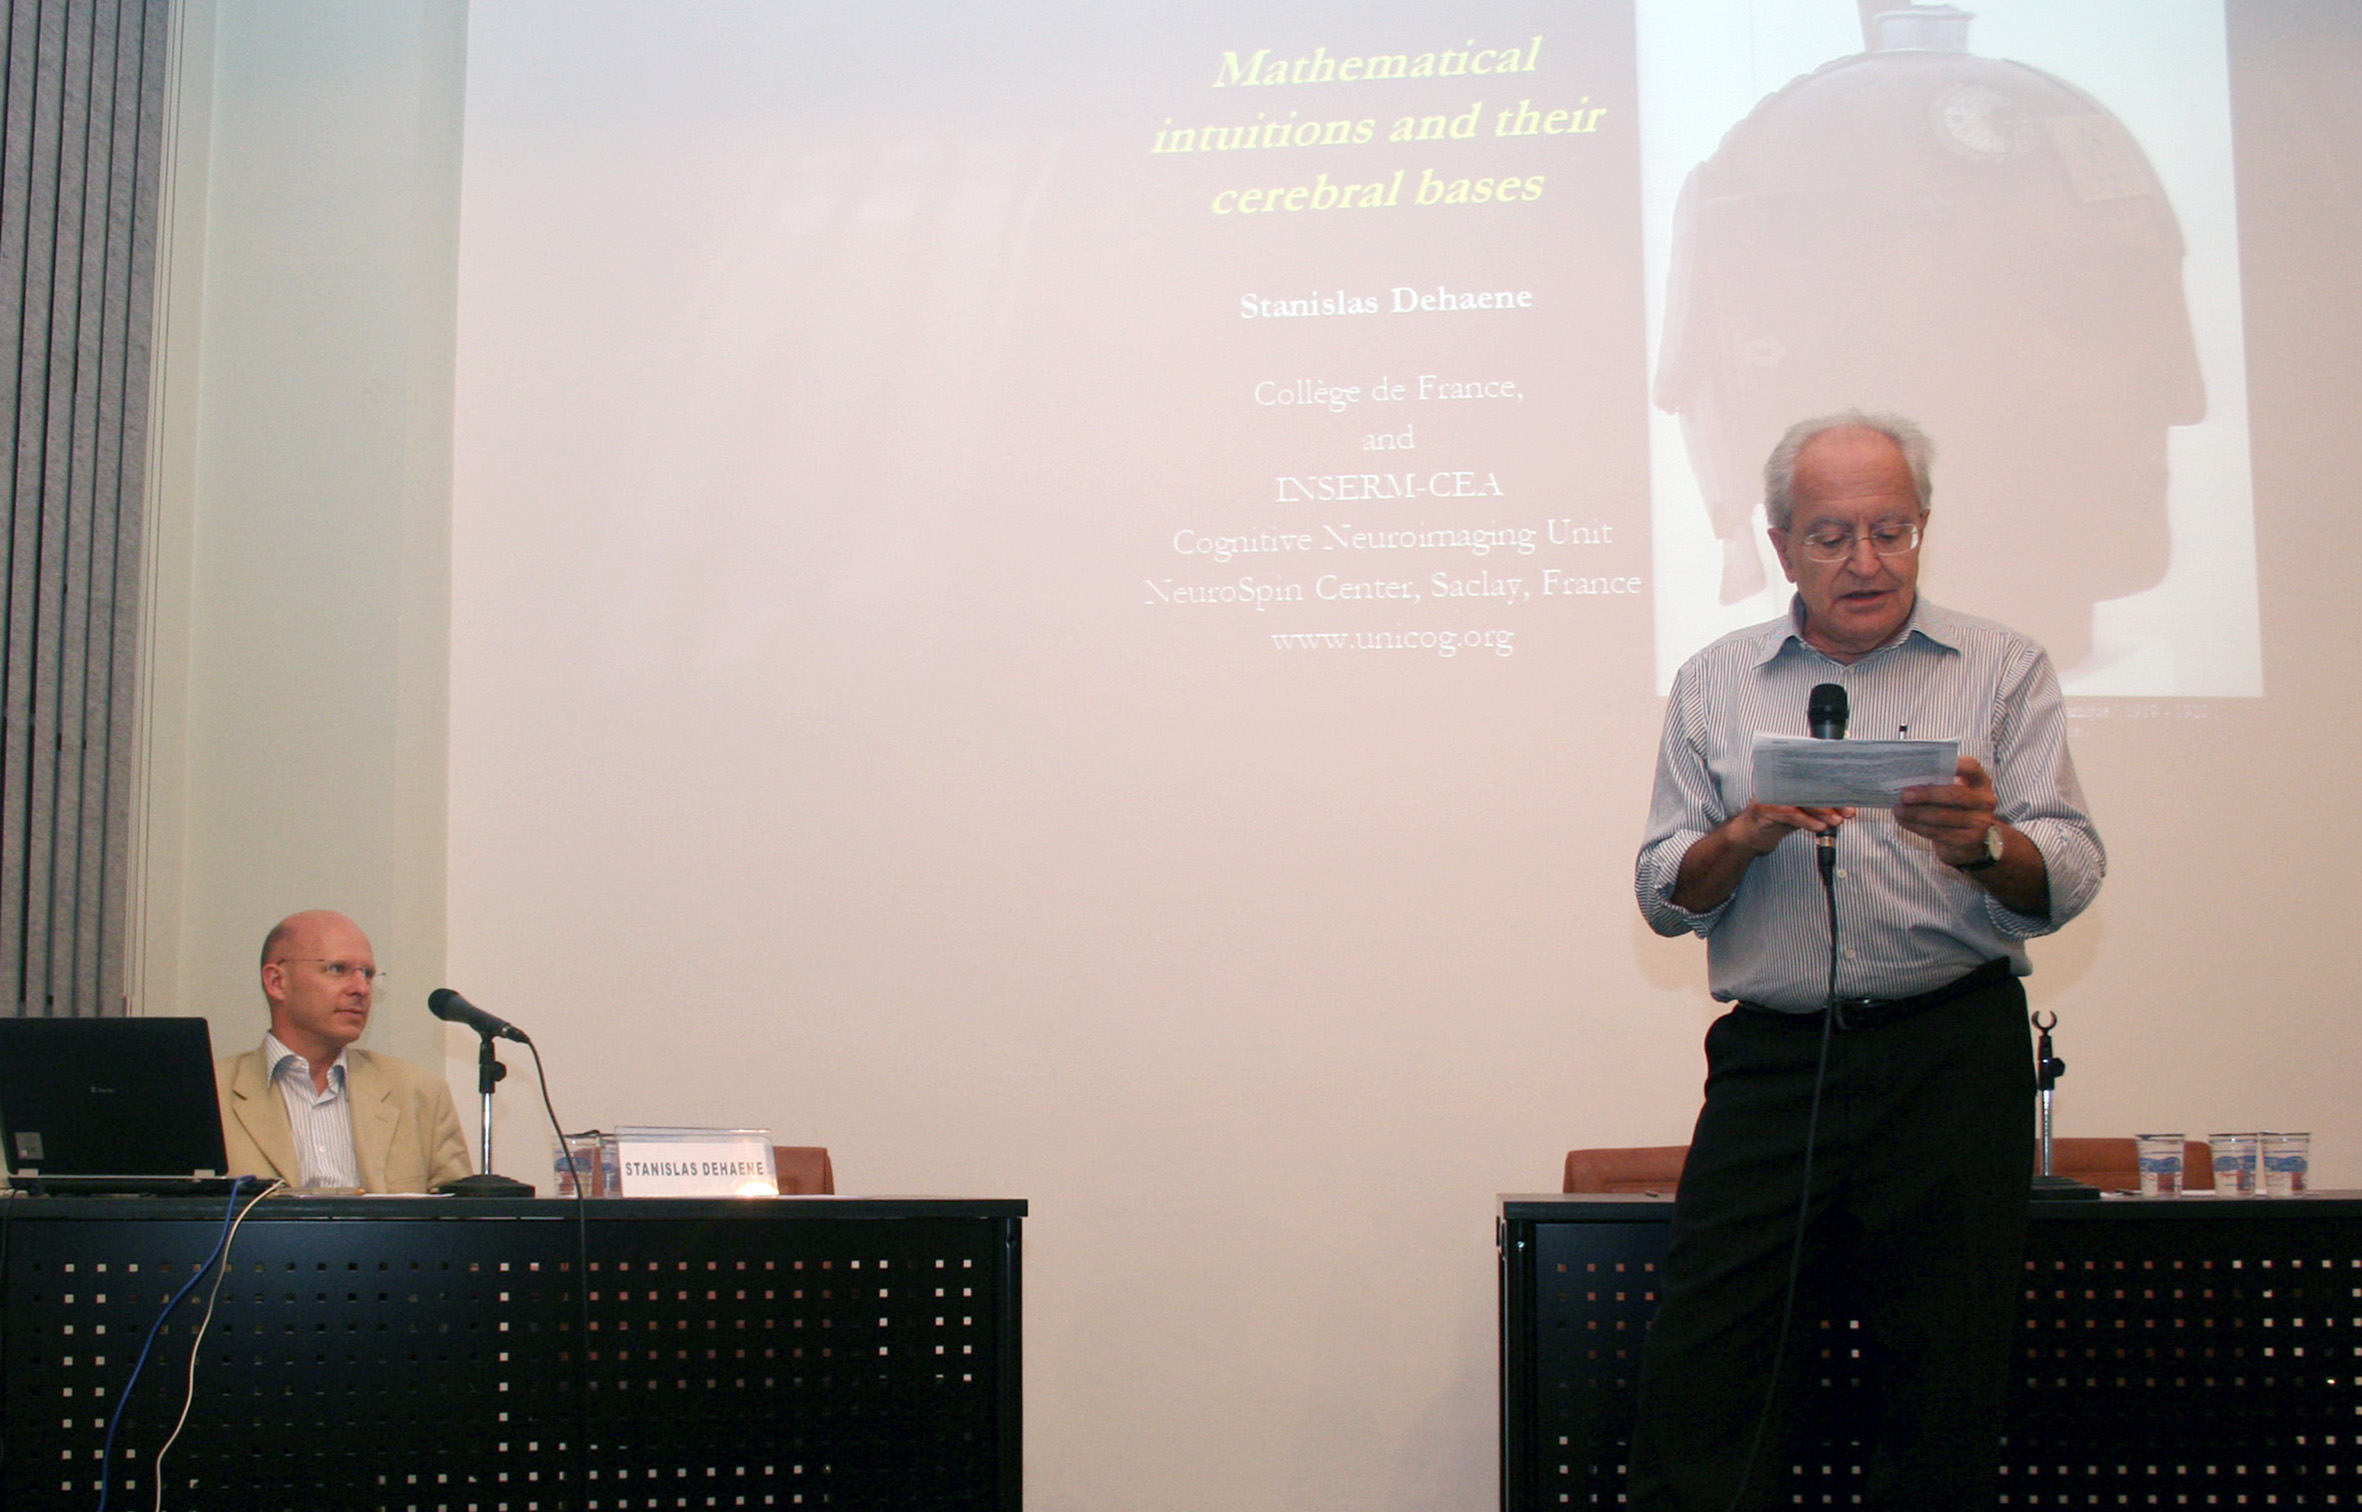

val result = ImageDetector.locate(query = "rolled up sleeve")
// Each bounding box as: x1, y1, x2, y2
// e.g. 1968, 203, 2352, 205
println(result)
1636, 663, 1733, 938
1984, 646, 2105, 939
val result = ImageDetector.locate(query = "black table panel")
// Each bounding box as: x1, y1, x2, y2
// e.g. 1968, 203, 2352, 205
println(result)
1501, 1193, 2362, 1510
0, 1195, 1023, 1512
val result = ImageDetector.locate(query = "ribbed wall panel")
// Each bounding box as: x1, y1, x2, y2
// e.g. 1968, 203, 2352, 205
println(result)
0, 0, 166, 1018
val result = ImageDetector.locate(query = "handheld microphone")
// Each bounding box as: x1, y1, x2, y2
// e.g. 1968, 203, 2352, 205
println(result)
1806, 683, 1847, 877
1808, 682, 1848, 741
428, 987, 531, 1044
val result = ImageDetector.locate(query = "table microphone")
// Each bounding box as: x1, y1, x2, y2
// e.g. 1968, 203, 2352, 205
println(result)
429, 987, 531, 1044
429, 988, 538, 1198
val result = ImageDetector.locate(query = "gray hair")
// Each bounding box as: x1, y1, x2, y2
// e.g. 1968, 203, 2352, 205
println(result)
1763, 411, 1935, 530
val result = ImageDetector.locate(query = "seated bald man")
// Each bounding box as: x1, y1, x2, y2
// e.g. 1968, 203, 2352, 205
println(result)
216, 910, 472, 1193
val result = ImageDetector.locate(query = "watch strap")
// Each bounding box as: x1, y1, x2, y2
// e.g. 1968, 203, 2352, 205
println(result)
1957, 824, 2004, 872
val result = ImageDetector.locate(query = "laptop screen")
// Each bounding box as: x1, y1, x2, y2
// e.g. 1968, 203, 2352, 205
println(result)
0, 1017, 230, 1180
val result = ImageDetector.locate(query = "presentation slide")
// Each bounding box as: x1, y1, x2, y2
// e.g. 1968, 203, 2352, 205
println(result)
456, 2, 1654, 698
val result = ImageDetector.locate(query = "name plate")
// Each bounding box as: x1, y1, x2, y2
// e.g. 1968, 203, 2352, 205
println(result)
613, 1126, 778, 1197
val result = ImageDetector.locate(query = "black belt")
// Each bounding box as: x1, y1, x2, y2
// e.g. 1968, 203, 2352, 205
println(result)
1736, 957, 2014, 1033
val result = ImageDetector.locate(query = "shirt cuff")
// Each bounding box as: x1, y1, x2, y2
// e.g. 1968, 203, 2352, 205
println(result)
1638, 830, 1729, 937
1982, 818, 2103, 939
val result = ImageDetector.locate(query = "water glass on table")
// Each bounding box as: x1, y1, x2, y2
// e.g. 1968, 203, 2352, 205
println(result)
2208, 1133, 2259, 1196
2263, 1132, 2311, 1196
2135, 1133, 2183, 1197
554, 1133, 612, 1196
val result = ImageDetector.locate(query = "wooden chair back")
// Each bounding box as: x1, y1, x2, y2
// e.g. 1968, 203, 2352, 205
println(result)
1561, 1138, 2213, 1196
1563, 1145, 1688, 1194
773, 1146, 836, 1195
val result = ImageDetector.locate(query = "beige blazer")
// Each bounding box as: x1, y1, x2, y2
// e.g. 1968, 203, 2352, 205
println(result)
217, 1045, 473, 1193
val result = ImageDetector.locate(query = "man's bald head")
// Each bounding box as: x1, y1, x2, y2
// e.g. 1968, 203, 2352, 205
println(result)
259, 911, 378, 1064
261, 910, 363, 971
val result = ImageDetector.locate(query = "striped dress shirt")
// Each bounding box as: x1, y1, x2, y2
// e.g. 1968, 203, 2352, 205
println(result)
1637, 597, 2104, 1011
263, 1031, 364, 1189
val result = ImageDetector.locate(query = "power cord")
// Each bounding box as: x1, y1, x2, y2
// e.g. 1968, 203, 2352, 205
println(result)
150, 1178, 282, 1511
1721, 832, 1843, 1512
95, 1176, 279, 1512
0, 1182, 21, 1485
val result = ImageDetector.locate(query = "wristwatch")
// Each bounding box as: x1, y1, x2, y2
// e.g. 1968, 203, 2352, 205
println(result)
1957, 824, 2005, 872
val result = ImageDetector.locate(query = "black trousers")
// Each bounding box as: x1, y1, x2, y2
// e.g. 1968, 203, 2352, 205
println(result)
1626, 972, 2034, 1511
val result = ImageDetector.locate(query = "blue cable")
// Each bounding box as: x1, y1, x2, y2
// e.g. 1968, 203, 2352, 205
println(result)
94, 1178, 262, 1512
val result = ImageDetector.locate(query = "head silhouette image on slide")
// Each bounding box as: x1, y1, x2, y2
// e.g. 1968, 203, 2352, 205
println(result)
1653, 0, 2203, 670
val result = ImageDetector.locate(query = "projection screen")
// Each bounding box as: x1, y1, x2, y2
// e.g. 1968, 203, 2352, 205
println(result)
445, 4, 2360, 1508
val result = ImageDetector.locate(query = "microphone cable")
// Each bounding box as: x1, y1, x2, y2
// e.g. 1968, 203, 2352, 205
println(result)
522, 1036, 595, 1506
1721, 826, 1843, 1512
434, 992, 592, 1497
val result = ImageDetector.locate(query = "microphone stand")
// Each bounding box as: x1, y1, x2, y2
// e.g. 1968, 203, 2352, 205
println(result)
435, 1029, 536, 1197
2030, 1010, 2099, 1201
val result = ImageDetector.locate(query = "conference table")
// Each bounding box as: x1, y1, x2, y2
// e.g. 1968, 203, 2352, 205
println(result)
0, 1193, 1024, 1511
1501, 1192, 2362, 1510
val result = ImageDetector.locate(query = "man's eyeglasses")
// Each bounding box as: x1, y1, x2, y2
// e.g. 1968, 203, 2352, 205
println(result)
276, 958, 385, 985
1795, 521, 1921, 563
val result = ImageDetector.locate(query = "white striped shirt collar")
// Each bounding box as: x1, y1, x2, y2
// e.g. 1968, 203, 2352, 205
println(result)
263, 1030, 349, 1097
1745, 591, 1965, 670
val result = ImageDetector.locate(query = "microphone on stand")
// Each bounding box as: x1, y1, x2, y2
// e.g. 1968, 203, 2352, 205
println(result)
428, 987, 536, 1197
429, 987, 531, 1044
1806, 683, 1847, 881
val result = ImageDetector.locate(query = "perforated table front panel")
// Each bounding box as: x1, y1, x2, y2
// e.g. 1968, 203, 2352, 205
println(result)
0, 1195, 1023, 1512
1500, 1194, 2362, 1510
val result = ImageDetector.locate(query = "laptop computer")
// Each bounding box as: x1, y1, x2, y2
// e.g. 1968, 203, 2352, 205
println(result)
0, 1016, 241, 1195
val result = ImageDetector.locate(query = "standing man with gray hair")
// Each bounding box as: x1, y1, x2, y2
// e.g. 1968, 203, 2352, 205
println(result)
1628, 413, 2105, 1509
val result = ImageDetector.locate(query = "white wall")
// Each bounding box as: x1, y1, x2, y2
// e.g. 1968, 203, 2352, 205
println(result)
135, 0, 466, 1074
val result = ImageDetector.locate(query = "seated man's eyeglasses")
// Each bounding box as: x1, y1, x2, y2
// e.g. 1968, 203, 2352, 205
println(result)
277, 958, 385, 985
1796, 521, 1922, 563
